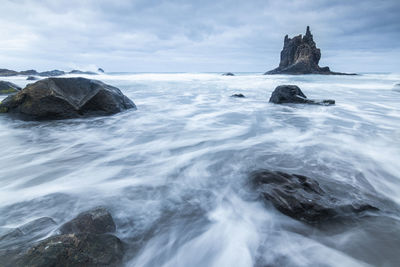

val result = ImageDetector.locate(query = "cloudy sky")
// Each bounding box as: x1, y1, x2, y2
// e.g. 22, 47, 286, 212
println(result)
0, 0, 399, 73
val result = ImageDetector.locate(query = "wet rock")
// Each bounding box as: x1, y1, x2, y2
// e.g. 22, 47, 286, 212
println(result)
98, 68, 105, 73
38, 70, 65, 77
250, 170, 378, 224
0, 81, 21, 94
26, 76, 39, 81
16, 233, 124, 267
231, 93, 245, 98
69, 70, 97, 75
0, 77, 136, 120
265, 26, 355, 75
269, 85, 335, 105
222, 72, 235, 76
59, 207, 116, 235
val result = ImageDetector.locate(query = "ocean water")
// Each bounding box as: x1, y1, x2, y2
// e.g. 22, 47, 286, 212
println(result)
0, 73, 399, 266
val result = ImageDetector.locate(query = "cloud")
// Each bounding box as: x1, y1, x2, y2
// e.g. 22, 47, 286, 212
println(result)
0, 0, 399, 72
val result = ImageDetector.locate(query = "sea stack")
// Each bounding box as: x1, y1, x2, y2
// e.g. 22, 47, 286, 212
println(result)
265, 26, 354, 75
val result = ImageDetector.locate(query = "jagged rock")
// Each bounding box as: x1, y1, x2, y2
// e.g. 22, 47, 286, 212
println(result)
269, 85, 335, 105
222, 72, 235, 76
265, 26, 355, 75
0, 69, 19, 77
0, 77, 136, 120
26, 76, 39, 81
98, 68, 105, 73
69, 70, 97, 75
0, 81, 21, 94
59, 207, 116, 235
38, 70, 65, 77
250, 170, 378, 224
231, 93, 245, 98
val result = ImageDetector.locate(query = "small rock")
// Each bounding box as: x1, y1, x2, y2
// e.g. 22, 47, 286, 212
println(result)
98, 68, 105, 73
26, 76, 39, 81
269, 85, 335, 105
59, 207, 116, 235
231, 93, 245, 98
222, 72, 235, 76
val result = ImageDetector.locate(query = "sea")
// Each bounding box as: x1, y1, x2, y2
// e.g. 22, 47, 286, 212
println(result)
0, 72, 399, 266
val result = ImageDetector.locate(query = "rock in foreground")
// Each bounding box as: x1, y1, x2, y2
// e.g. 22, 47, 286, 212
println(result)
0, 77, 136, 120
250, 170, 378, 224
0, 81, 21, 94
269, 85, 335, 105
265, 26, 354, 75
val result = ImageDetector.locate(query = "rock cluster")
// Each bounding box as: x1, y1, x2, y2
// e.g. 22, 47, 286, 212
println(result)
0, 77, 136, 120
265, 26, 354, 75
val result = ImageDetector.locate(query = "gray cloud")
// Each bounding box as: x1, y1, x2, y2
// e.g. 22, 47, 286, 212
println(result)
0, 0, 399, 72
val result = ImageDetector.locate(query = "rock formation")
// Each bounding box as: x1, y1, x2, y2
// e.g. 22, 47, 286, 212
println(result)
250, 170, 378, 224
269, 85, 335, 105
231, 93, 245, 98
222, 72, 235, 76
0, 81, 21, 94
0, 77, 136, 120
26, 76, 39, 81
265, 26, 354, 75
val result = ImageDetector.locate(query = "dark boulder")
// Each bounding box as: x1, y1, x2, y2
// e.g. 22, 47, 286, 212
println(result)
222, 72, 235, 76
98, 68, 105, 73
250, 170, 378, 224
26, 76, 39, 81
231, 93, 245, 98
59, 207, 116, 235
16, 233, 124, 267
39, 70, 65, 77
0, 81, 21, 94
0, 77, 136, 120
265, 26, 355, 75
69, 70, 97, 75
269, 85, 335, 105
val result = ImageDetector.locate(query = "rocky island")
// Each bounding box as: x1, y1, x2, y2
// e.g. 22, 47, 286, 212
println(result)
265, 26, 355, 75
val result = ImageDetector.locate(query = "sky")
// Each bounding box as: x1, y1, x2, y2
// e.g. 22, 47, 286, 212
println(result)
0, 0, 399, 73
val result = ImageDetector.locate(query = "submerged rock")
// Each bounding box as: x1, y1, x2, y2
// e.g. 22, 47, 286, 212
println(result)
59, 207, 116, 235
222, 72, 235, 76
0, 77, 136, 120
0, 81, 21, 94
250, 170, 378, 224
26, 76, 39, 81
269, 85, 335, 105
265, 26, 355, 75
231, 93, 245, 98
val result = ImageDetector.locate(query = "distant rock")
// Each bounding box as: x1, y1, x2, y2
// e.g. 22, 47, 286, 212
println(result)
265, 26, 355, 75
69, 70, 97, 75
269, 85, 335, 105
222, 72, 235, 76
59, 207, 116, 235
250, 170, 378, 224
39, 70, 65, 77
26, 76, 39, 81
98, 68, 105, 73
0, 77, 136, 120
231, 93, 245, 98
19, 70, 38, 76
0, 81, 21, 94
0, 69, 19, 77
393, 84, 400, 92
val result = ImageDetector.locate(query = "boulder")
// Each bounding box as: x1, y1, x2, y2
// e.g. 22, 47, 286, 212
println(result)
269, 85, 335, 105
222, 72, 235, 76
38, 70, 65, 77
231, 93, 245, 98
26, 76, 39, 81
0, 81, 21, 94
0, 77, 136, 120
250, 170, 378, 224
59, 207, 116, 235
265, 26, 355, 75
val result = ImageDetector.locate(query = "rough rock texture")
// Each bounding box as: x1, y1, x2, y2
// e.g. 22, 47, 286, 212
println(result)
222, 72, 235, 76
0, 207, 124, 267
269, 85, 335, 105
231, 93, 245, 98
59, 207, 116, 235
0, 77, 136, 120
0, 81, 21, 94
265, 26, 354, 75
250, 170, 378, 224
